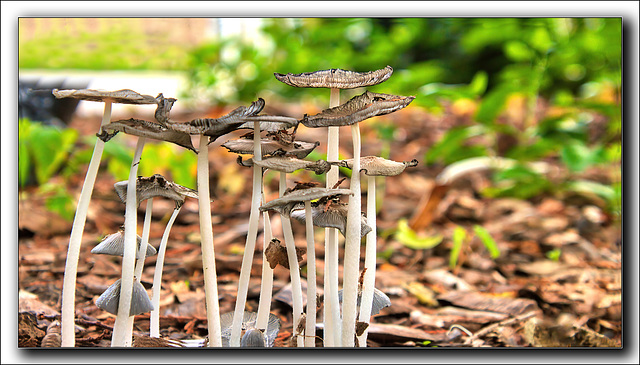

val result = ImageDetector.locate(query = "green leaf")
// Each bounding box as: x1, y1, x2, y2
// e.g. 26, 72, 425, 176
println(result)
468, 71, 489, 96
395, 219, 443, 250
560, 142, 593, 172
450, 226, 467, 269
18, 119, 34, 187
473, 225, 500, 259
546, 248, 562, 261
475, 85, 514, 125
425, 125, 486, 164
504, 41, 533, 62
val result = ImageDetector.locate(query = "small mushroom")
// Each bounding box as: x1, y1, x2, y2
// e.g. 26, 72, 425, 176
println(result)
91, 230, 156, 257
114, 174, 199, 208
53, 88, 158, 347
274, 65, 393, 89
241, 156, 331, 175
222, 136, 320, 159
332, 156, 419, 176
220, 311, 280, 347
96, 278, 154, 316
101, 118, 196, 152
338, 287, 392, 317
289, 199, 372, 239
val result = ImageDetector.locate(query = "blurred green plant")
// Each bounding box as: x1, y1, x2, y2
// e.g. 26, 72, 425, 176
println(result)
394, 219, 443, 250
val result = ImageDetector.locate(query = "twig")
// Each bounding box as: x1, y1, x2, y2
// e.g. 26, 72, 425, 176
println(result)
463, 311, 537, 346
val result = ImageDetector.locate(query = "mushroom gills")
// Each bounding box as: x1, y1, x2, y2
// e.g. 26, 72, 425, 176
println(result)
91, 231, 156, 257
337, 287, 391, 316
219, 311, 280, 347
96, 279, 154, 316
289, 202, 372, 239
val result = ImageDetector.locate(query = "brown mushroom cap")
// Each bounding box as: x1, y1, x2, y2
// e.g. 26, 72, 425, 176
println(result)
289, 201, 371, 239
222, 137, 320, 159
259, 187, 351, 217
114, 174, 199, 208
301, 91, 415, 128
52, 88, 158, 104
103, 118, 197, 152
332, 156, 419, 176
248, 156, 331, 175
274, 66, 393, 89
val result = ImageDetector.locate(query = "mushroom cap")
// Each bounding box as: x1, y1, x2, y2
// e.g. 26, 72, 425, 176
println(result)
289, 201, 372, 239
301, 90, 415, 128
222, 137, 320, 159
237, 115, 299, 133
95, 279, 154, 316
274, 66, 393, 89
103, 118, 197, 152
52, 88, 158, 104
166, 98, 265, 140
220, 311, 280, 347
114, 174, 199, 207
252, 156, 331, 175
259, 187, 351, 216
91, 230, 156, 257
332, 156, 419, 176
338, 287, 391, 316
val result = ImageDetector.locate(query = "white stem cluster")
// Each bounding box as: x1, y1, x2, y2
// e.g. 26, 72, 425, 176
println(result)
357, 174, 378, 346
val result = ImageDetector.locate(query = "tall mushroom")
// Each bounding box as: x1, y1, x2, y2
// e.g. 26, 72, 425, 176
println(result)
52, 88, 157, 347
260, 187, 351, 347
275, 66, 393, 345
331, 156, 418, 346
301, 90, 415, 346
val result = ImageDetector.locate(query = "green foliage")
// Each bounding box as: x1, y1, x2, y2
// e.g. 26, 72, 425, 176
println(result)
40, 182, 77, 221
546, 248, 562, 261
425, 125, 489, 165
394, 219, 443, 250
483, 164, 553, 200
449, 226, 467, 269
473, 225, 500, 259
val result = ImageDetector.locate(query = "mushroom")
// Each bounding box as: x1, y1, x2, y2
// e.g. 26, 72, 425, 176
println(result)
221, 134, 320, 159
301, 90, 415, 346
91, 229, 156, 257
275, 66, 394, 346
52, 88, 157, 347
220, 311, 281, 347
241, 156, 331, 175
337, 287, 391, 317
289, 198, 372, 239
96, 278, 154, 316
331, 157, 417, 346
260, 187, 352, 347
101, 118, 196, 152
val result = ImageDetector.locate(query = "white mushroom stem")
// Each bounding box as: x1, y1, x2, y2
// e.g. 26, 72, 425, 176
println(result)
197, 134, 222, 347
112, 136, 146, 347
61, 101, 112, 347
230, 121, 262, 347
255, 189, 274, 330
125, 198, 154, 342
280, 172, 304, 347
150, 206, 181, 338
304, 200, 317, 347
357, 174, 377, 347
341, 124, 362, 347
323, 87, 341, 347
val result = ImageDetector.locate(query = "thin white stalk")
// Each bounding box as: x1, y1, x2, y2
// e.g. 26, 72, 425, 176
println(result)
324, 87, 341, 347
230, 121, 262, 347
197, 135, 222, 347
304, 200, 316, 347
150, 207, 181, 338
61, 101, 111, 347
280, 172, 304, 347
255, 189, 274, 330
357, 174, 377, 347
125, 198, 154, 341
341, 124, 362, 347
112, 137, 146, 347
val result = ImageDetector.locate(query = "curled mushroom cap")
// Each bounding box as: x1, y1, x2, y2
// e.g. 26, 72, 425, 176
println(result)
52, 88, 158, 104
220, 311, 280, 347
301, 91, 415, 128
96, 279, 154, 316
154, 93, 177, 126
274, 66, 393, 89
289, 200, 372, 239
259, 187, 351, 217
338, 287, 391, 316
167, 98, 274, 142
91, 230, 156, 257
332, 156, 419, 176
222, 136, 320, 159
114, 174, 199, 208
242, 156, 331, 175
102, 118, 197, 152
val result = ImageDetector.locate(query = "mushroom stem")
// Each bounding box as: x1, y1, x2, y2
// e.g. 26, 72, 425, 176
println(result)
150, 206, 181, 338
112, 136, 146, 347
61, 101, 112, 347
341, 124, 362, 347
230, 121, 263, 347
280, 172, 304, 347
255, 189, 274, 330
357, 174, 377, 346
197, 134, 222, 347
125, 198, 154, 341
304, 200, 317, 347
323, 87, 342, 347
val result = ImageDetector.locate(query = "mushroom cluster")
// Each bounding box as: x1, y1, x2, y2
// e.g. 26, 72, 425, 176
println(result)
56, 65, 416, 348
